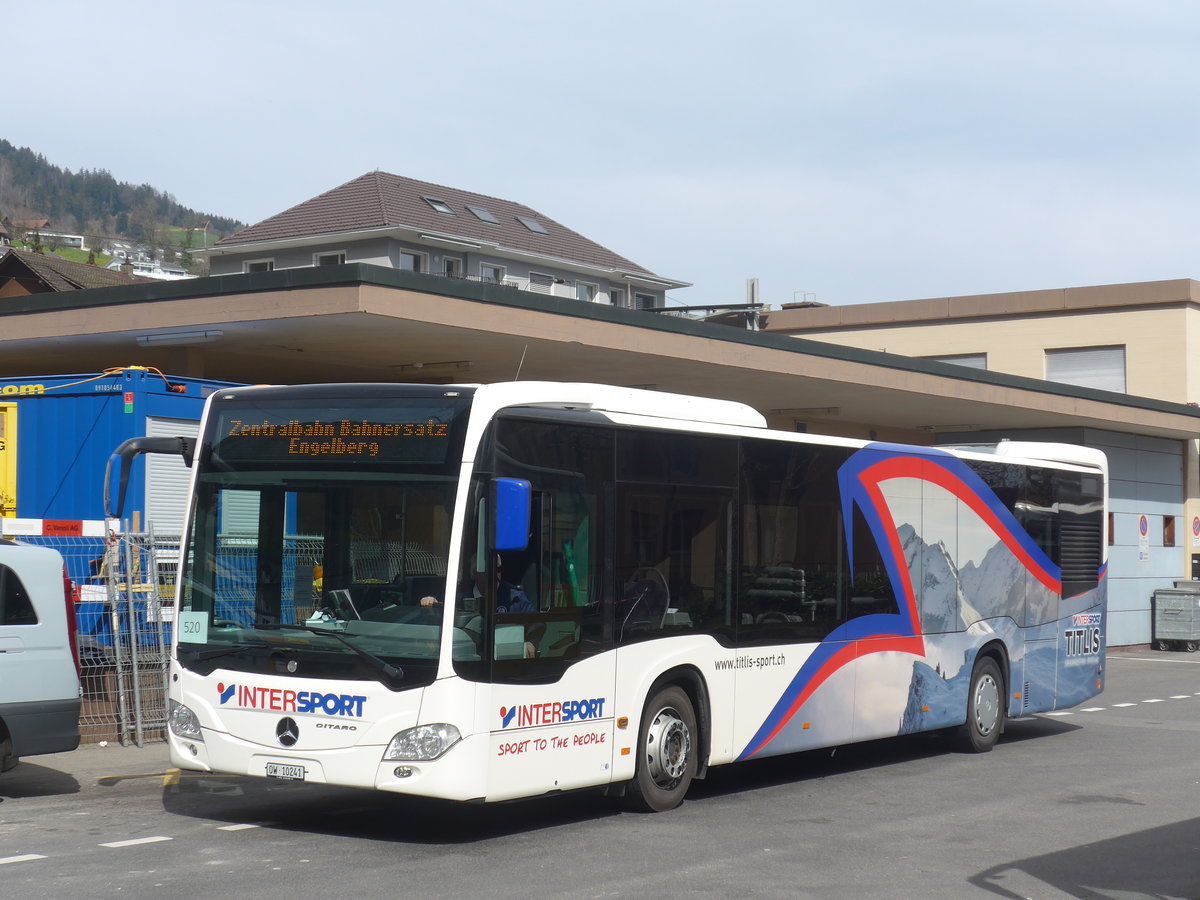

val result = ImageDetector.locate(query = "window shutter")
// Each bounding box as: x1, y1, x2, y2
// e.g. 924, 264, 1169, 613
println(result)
1045, 346, 1126, 392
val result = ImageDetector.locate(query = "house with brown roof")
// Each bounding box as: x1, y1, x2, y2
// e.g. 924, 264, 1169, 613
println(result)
197, 172, 687, 309
0, 246, 143, 298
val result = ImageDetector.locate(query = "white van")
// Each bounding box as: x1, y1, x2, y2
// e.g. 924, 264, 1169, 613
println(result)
0, 538, 81, 770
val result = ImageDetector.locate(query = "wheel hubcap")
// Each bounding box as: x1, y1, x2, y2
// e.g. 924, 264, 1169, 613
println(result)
974, 673, 1000, 736
645, 706, 692, 786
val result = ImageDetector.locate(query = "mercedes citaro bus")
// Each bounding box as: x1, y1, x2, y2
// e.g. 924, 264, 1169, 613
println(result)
107, 382, 1107, 811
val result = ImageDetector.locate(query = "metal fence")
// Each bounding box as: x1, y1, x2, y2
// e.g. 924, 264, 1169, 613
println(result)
20, 530, 178, 746
16, 530, 449, 745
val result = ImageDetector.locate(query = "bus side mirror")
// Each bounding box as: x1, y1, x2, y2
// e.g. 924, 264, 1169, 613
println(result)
104, 436, 195, 519
493, 478, 531, 552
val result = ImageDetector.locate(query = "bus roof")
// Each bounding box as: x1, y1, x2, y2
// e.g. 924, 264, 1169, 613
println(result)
469, 382, 768, 430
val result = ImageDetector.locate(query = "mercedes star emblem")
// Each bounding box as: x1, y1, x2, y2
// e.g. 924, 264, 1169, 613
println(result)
276, 717, 299, 747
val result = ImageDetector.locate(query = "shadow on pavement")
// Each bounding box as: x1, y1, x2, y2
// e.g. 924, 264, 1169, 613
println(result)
690, 714, 1079, 802
0, 761, 81, 800
970, 817, 1200, 899
157, 714, 1081, 844
161, 773, 618, 843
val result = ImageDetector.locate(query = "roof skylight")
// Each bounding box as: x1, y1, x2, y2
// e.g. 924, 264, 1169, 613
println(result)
515, 215, 549, 234
466, 204, 500, 224
423, 197, 455, 215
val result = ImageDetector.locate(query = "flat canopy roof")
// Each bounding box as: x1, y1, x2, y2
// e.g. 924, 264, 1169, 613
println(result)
3, 265, 1198, 441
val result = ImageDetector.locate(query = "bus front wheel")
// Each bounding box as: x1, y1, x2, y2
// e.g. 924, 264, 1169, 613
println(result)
955, 656, 1004, 753
624, 685, 697, 812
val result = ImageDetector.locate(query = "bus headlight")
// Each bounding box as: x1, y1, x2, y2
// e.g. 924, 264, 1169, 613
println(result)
383, 724, 461, 761
168, 699, 204, 741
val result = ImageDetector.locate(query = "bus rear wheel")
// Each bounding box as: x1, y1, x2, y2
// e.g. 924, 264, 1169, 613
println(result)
955, 656, 1004, 753
624, 686, 697, 813
0, 735, 16, 772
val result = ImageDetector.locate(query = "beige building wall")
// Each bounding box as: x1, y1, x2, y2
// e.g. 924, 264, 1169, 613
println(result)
1187, 306, 1200, 404
772, 306, 1193, 403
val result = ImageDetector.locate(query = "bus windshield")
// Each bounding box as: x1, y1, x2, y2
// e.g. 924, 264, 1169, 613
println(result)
176, 392, 471, 687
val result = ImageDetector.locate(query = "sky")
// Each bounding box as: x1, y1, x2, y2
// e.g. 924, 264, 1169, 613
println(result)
7, 1, 1200, 306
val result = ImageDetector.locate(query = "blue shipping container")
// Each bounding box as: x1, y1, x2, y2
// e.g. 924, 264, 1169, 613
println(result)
0, 367, 240, 525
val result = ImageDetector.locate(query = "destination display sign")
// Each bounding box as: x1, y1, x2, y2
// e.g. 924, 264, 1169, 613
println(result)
210, 401, 465, 467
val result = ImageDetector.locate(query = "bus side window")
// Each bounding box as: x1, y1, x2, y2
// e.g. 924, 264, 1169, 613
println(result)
615, 430, 736, 645
739, 440, 848, 644
488, 418, 612, 681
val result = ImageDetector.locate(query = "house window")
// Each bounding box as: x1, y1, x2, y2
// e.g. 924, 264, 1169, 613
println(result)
442, 256, 462, 278
1045, 346, 1126, 393
423, 197, 455, 215
1164, 516, 1176, 547
610, 289, 625, 307
529, 272, 553, 294
314, 251, 346, 266
399, 251, 425, 273
480, 264, 505, 283
244, 259, 274, 273
634, 292, 656, 310
924, 353, 987, 370
577, 282, 597, 302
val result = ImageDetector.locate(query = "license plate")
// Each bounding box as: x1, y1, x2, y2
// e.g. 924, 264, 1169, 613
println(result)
265, 762, 306, 781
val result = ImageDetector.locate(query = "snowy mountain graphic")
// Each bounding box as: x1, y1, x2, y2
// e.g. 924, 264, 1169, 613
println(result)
900, 656, 972, 733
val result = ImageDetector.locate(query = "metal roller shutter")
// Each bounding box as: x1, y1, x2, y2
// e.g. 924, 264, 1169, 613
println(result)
1045, 346, 1126, 392
144, 417, 199, 536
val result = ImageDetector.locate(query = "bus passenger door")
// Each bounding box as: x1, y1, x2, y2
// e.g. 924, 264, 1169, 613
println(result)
483, 420, 617, 800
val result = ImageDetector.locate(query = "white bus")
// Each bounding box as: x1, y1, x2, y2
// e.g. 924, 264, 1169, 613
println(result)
108, 382, 1107, 811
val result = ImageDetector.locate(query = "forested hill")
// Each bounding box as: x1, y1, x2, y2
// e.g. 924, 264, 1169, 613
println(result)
0, 139, 244, 243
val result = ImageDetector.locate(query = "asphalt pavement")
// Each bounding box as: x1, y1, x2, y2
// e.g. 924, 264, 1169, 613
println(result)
3, 645, 1199, 900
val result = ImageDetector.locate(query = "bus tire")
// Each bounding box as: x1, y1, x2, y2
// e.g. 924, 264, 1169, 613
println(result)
624, 685, 697, 813
0, 734, 16, 772
955, 656, 1004, 753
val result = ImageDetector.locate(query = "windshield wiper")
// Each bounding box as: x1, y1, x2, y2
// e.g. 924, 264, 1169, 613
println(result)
186, 640, 270, 664
258, 624, 406, 690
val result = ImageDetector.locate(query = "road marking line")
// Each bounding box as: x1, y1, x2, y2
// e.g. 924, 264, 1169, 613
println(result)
1043, 711, 1073, 716
1080, 707, 1105, 712
1110, 656, 1200, 664
100, 836, 173, 848
217, 824, 259, 832
1112, 703, 1137, 707
0, 855, 46, 865
1143, 699, 1165, 703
